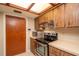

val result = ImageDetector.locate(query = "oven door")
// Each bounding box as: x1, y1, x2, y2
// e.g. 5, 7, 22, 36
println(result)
36, 41, 48, 56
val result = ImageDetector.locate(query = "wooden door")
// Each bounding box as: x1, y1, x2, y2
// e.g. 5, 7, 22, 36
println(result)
6, 15, 26, 56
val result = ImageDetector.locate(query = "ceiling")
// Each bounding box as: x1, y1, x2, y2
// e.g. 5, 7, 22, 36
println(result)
1, 3, 59, 15
0, 4, 38, 18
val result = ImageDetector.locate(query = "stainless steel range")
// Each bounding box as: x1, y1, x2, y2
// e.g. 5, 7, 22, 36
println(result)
36, 40, 48, 56
35, 32, 58, 56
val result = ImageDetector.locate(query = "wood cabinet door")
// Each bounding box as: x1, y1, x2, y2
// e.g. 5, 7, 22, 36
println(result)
64, 4, 78, 27
39, 16, 45, 24
30, 38, 35, 53
43, 13, 48, 22
49, 46, 75, 56
30, 38, 37, 55
30, 38, 34, 53
46, 10, 55, 25
49, 46, 54, 56
6, 15, 26, 56
48, 10, 54, 20
35, 18, 39, 31
63, 52, 74, 56
54, 5, 65, 28
75, 4, 79, 27
49, 46, 61, 56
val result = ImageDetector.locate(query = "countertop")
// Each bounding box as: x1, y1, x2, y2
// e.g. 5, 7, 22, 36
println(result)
30, 36, 79, 56
49, 39, 79, 56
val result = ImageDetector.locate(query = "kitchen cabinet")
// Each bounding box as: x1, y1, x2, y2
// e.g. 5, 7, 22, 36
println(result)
35, 18, 40, 31
49, 46, 61, 56
35, 10, 54, 31
49, 46, 75, 56
35, 3, 79, 31
35, 16, 46, 31
44, 10, 54, 22
64, 4, 79, 27
48, 10, 54, 21
75, 4, 79, 27
30, 38, 37, 55
54, 4, 65, 28
62, 51, 74, 56
48, 11, 54, 20
38, 16, 46, 24
35, 4, 65, 30
38, 10, 54, 24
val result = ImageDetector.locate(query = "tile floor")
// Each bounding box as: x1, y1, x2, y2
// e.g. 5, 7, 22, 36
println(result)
16, 50, 34, 56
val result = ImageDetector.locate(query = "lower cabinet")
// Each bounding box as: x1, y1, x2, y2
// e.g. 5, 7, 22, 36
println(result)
49, 46, 75, 56
30, 38, 75, 56
30, 38, 37, 55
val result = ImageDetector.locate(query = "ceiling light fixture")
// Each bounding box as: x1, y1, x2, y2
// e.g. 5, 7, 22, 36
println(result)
30, 3, 52, 13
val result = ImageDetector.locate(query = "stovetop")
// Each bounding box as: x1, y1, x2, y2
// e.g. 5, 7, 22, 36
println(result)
36, 38, 53, 44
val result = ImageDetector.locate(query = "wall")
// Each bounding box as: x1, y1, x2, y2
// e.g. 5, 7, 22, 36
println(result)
0, 10, 35, 55
0, 4, 37, 56
26, 17, 35, 51
55, 28, 79, 42
0, 13, 5, 56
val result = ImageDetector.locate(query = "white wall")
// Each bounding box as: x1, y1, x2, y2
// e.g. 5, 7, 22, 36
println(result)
55, 28, 79, 42
0, 11, 35, 55
26, 17, 35, 51
0, 13, 5, 56
0, 4, 37, 56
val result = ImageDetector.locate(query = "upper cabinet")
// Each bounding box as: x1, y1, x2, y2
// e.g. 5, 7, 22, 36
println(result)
74, 4, 79, 27
38, 16, 45, 24
54, 5, 65, 28
35, 4, 79, 31
45, 10, 54, 22
64, 4, 79, 27
35, 10, 55, 31
38, 10, 54, 24
35, 18, 39, 31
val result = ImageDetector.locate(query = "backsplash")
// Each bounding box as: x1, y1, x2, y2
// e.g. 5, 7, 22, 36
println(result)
55, 28, 79, 42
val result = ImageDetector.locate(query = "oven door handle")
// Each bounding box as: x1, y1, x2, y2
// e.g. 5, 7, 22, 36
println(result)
37, 41, 47, 47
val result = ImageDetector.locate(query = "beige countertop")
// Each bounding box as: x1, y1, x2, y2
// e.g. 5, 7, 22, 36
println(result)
49, 39, 79, 56
30, 36, 79, 55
